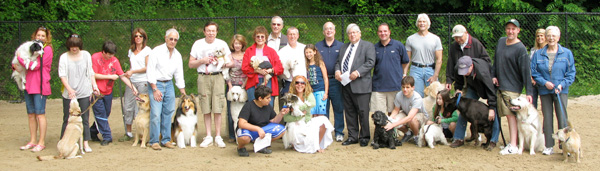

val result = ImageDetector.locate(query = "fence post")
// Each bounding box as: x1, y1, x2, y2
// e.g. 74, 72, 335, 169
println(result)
447, 13, 452, 54
341, 16, 345, 42
234, 16, 238, 34
564, 12, 569, 48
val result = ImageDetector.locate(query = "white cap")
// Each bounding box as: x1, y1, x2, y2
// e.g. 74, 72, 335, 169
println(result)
452, 25, 467, 37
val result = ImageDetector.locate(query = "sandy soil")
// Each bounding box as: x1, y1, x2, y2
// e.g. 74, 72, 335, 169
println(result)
1, 95, 598, 170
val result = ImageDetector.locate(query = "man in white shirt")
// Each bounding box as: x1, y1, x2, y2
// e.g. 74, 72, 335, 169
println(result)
267, 16, 288, 50
188, 21, 232, 148
277, 27, 306, 96
147, 28, 187, 150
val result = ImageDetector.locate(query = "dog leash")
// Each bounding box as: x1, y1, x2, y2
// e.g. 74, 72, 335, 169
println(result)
81, 94, 104, 114
555, 90, 568, 128
456, 92, 462, 106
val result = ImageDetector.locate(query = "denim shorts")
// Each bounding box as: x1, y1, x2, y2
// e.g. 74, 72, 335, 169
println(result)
24, 91, 47, 114
237, 123, 286, 141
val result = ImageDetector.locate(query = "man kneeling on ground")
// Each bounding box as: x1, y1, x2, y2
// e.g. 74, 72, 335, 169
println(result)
236, 85, 288, 157
384, 76, 429, 144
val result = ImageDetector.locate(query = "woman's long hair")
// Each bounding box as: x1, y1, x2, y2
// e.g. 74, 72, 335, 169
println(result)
289, 75, 313, 101
433, 89, 452, 118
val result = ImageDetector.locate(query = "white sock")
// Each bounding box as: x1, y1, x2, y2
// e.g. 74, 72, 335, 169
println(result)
126, 132, 132, 137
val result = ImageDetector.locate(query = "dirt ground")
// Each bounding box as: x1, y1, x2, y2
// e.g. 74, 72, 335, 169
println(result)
1, 95, 598, 170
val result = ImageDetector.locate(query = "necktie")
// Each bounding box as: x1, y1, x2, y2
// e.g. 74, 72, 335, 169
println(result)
343, 44, 355, 73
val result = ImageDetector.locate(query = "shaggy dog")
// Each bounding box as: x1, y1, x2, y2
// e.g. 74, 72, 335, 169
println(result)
553, 121, 582, 163
417, 124, 449, 149
509, 96, 545, 155
423, 81, 444, 120
281, 58, 298, 80
171, 94, 198, 148
250, 56, 272, 85
280, 93, 308, 149
37, 99, 84, 160
12, 40, 44, 90
372, 111, 402, 149
444, 96, 493, 150
132, 94, 151, 148
227, 85, 247, 131
212, 48, 232, 80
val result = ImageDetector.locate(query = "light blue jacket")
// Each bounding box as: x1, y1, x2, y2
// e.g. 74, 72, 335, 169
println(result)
530, 44, 576, 95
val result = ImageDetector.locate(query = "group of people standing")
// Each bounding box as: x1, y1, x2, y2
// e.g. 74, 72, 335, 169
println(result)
16, 14, 575, 158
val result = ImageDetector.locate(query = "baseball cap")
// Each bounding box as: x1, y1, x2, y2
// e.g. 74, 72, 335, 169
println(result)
457, 56, 472, 75
452, 25, 467, 37
505, 19, 520, 28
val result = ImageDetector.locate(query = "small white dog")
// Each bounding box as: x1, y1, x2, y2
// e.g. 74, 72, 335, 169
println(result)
12, 40, 44, 90
510, 96, 545, 155
417, 124, 449, 148
227, 85, 247, 131
281, 58, 298, 80
212, 48, 232, 80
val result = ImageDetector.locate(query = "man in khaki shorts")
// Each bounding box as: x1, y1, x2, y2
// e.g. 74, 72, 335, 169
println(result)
383, 76, 428, 144
189, 21, 232, 148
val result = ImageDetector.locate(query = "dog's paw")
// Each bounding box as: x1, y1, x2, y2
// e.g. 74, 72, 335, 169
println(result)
190, 144, 197, 148
389, 146, 396, 150
530, 151, 536, 155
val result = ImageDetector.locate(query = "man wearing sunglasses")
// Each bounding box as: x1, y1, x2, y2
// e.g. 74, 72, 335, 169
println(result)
267, 16, 288, 50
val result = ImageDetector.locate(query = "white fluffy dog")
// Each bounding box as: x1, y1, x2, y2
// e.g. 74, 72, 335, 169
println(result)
227, 86, 247, 131
423, 81, 444, 120
417, 124, 449, 148
12, 40, 44, 90
212, 48, 232, 80
281, 58, 298, 80
510, 96, 545, 155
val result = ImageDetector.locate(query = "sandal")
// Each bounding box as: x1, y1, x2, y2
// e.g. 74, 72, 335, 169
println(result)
20, 143, 36, 150
31, 145, 45, 152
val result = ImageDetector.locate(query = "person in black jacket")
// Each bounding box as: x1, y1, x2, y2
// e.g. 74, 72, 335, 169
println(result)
445, 24, 491, 90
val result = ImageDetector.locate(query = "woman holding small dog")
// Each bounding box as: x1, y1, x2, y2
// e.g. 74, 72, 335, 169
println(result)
284, 75, 334, 153
530, 26, 576, 155
15, 26, 54, 152
58, 34, 100, 153
225, 34, 248, 142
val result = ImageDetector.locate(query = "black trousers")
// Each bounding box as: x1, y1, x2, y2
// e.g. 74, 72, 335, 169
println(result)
342, 84, 371, 141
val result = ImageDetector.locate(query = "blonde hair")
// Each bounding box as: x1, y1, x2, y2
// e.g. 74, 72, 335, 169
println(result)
289, 75, 313, 100
534, 28, 546, 49
31, 26, 52, 47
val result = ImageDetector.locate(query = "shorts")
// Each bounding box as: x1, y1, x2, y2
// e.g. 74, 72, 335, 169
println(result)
369, 91, 399, 113
198, 74, 225, 114
237, 123, 286, 141
310, 91, 327, 115
24, 90, 47, 114
497, 90, 520, 117
389, 111, 426, 129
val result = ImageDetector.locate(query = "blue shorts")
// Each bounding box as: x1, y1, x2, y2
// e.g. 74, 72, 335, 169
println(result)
237, 123, 286, 141
24, 91, 47, 114
311, 91, 327, 115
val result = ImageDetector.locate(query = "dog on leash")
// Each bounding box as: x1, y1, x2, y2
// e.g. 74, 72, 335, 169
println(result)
444, 96, 494, 149
280, 93, 308, 149
553, 121, 582, 163
171, 94, 198, 148
509, 96, 545, 155
250, 56, 272, 86
227, 85, 247, 131
37, 99, 84, 161
372, 111, 402, 149
132, 94, 151, 148
423, 81, 445, 120
417, 124, 449, 149
12, 40, 44, 90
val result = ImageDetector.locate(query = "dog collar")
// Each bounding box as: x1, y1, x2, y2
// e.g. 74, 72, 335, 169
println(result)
456, 93, 462, 106
565, 136, 570, 143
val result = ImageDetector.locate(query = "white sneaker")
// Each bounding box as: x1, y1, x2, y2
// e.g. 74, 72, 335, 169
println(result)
542, 147, 554, 155
336, 135, 344, 142
214, 136, 226, 148
499, 145, 518, 155
199, 136, 213, 148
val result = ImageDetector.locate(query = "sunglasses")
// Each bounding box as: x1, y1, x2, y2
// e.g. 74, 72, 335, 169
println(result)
271, 23, 282, 26
295, 81, 306, 85
38, 26, 47, 31
169, 37, 179, 42
135, 34, 144, 38
255, 35, 265, 39
70, 34, 79, 38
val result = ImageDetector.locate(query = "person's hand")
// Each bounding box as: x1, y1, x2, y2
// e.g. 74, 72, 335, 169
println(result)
349, 71, 359, 80
125, 70, 134, 78
335, 71, 341, 81
68, 89, 77, 99
427, 75, 438, 84
488, 109, 495, 121
280, 107, 290, 115
555, 85, 563, 94
445, 83, 452, 90
531, 77, 536, 86
258, 128, 266, 139
92, 86, 101, 96
436, 116, 442, 124
132, 86, 138, 96
455, 89, 463, 95
322, 94, 328, 101
111, 74, 119, 80
384, 123, 395, 131
492, 77, 499, 86
153, 89, 163, 102
544, 82, 555, 90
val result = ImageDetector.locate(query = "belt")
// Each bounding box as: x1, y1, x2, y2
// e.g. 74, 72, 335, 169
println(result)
327, 75, 335, 79
199, 71, 222, 75
157, 79, 170, 82
411, 62, 435, 68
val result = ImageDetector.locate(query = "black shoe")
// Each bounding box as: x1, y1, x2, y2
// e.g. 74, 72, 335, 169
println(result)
90, 134, 101, 142
400, 134, 413, 143
450, 139, 464, 148
342, 139, 358, 146
257, 147, 272, 154
237, 148, 249, 157
359, 139, 369, 147
100, 140, 112, 146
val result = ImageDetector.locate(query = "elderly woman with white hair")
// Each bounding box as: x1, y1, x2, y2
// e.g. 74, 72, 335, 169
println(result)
530, 26, 576, 155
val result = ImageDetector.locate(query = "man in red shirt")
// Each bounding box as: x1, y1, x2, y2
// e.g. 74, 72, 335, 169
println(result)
90, 41, 138, 146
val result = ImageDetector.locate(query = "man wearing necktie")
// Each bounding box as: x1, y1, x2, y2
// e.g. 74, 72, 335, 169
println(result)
334, 23, 376, 147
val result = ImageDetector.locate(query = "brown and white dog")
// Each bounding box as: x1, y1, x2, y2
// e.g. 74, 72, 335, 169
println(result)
132, 94, 151, 148
37, 99, 84, 161
227, 85, 247, 131
510, 96, 545, 155
423, 81, 444, 120
12, 40, 44, 90
553, 121, 582, 163
171, 94, 198, 148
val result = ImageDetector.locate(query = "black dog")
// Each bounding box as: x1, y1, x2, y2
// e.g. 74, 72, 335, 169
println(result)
444, 96, 493, 149
372, 111, 402, 149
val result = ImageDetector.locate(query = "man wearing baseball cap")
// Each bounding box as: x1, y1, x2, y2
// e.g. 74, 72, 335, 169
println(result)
492, 19, 533, 155
445, 24, 490, 90
450, 56, 500, 150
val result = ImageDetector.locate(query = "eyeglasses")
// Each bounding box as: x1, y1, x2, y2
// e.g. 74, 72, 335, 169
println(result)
135, 34, 144, 38
295, 81, 306, 85
255, 35, 265, 39
168, 38, 178, 42
271, 23, 282, 26
38, 26, 47, 31
70, 34, 79, 38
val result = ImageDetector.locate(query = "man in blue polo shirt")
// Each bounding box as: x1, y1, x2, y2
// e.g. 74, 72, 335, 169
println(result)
315, 21, 345, 142
371, 23, 410, 116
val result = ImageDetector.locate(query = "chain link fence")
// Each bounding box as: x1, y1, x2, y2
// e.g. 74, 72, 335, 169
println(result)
1, 13, 599, 101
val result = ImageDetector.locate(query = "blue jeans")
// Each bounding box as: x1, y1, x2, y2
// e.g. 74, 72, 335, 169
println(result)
327, 78, 345, 136
409, 66, 434, 97
452, 87, 500, 143
91, 93, 114, 141
246, 78, 274, 107
149, 80, 176, 145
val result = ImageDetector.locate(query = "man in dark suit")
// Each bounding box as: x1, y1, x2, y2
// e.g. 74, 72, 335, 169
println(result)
334, 23, 376, 147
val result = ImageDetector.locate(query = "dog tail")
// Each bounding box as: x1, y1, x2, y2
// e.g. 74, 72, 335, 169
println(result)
37, 155, 61, 161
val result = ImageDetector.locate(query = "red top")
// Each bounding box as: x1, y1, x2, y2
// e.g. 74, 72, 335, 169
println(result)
18, 45, 53, 95
241, 43, 283, 96
91, 52, 124, 95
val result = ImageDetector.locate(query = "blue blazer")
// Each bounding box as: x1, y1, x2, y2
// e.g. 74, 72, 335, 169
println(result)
530, 44, 576, 95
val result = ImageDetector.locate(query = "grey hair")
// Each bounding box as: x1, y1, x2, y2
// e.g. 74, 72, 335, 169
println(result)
545, 26, 561, 37
287, 26, 298, 34
346, 23, 360, 34
272, 16, 283, 24
323, 22, 335, 31
416, 13, 431, 29
165, 28, 179, 39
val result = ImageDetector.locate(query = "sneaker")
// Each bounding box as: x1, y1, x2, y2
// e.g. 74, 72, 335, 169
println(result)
257, 147, 272, 154
413, 136, 419, 144
336, 135, 344, 142
151, 143, 162, 150
237, 148, 249, 157
100, 140, 112, 146
542, 147, 554, 155
400, 133, 413, 143
118, 134, 132, 142
499, 145, 518, 155
162, 142, 175, 149
215, 136, 226, 148
200, 136, 213, 148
